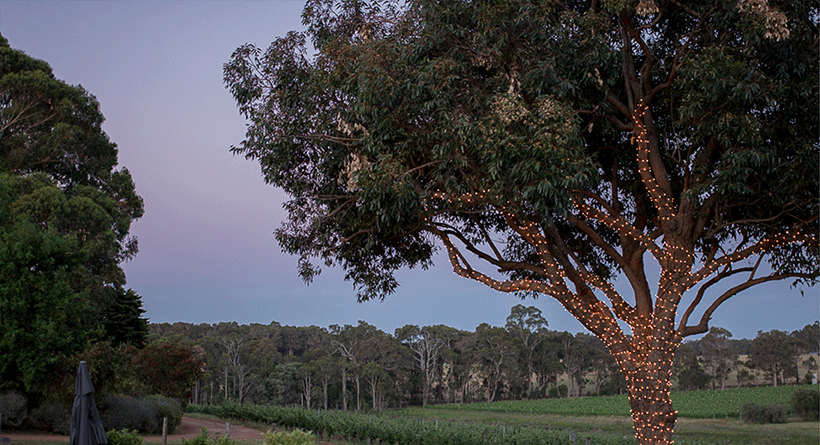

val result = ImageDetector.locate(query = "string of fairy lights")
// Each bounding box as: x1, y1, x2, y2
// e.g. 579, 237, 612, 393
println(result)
413, 87, 814, 444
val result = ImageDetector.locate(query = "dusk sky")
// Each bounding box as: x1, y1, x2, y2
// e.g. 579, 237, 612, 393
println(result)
2, 1, 817, 340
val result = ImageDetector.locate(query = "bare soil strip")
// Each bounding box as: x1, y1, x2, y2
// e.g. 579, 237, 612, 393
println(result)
1, 415, 268, 443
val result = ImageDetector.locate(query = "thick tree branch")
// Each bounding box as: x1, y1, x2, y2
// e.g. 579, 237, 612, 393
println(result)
431, 219, 548, 277
470, 214, 504, 262
574, 195, 663, 259
677, 265, 750, 332
688, 232, 816, 288
620, 14, 655, 95
680, 270, 817, 337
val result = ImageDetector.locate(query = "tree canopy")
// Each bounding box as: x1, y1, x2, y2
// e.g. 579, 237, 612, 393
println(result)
0, 33, 147, 395
225, 1, 817, 442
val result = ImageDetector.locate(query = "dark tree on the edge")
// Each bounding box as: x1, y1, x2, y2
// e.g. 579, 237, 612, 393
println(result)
224, 0, 818, 443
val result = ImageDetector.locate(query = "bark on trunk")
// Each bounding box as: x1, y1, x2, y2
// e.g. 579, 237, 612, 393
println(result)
772, 364, 779, 387
322, 377, 329, 411
355, 373, 361, 412
620, 341, 678, 445
422, 379, 430, 407
341, 366, 348, 411
627, 375, 677, 444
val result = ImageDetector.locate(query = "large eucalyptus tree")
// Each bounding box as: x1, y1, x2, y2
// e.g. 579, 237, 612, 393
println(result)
1, 34, 146, 394
224, 0, 818, 442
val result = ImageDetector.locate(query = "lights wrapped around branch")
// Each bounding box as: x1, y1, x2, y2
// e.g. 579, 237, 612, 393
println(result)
573, 195, 663, 259
632, 103, 676, 222
687, 231, 810, 289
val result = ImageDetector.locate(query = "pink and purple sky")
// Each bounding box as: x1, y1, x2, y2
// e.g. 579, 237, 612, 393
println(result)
2, 1, 816, 339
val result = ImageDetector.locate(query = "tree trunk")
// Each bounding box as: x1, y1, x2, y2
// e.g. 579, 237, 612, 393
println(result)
322, 377, 329, 411
303, 374, 312, 410
627, 364, 678, 445
355, 373, 361, 412
369, 378, 379, 411
620, 341, 678, 445
527, 362, 535, 396
422, 376, 430, 407
772, 364, 779, 387
341, 366, 348, 411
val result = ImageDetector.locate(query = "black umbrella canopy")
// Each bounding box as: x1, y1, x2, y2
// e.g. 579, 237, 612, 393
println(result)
70, 361, 108, 445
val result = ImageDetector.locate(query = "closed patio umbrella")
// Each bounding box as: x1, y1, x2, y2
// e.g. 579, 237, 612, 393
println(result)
70, 361, 108, 445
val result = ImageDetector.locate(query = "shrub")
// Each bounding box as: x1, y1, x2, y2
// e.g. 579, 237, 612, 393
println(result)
742, 402, 787, 424
28, 403, 70, 434
133, 340, 203, 403
741, 402, 766, 423
181, 428, 212, 445
0, 391, 27, 427
101, 394, 183, 434
107, 429, 144, 445
791, 388, 820, 421
211, 435, 238, 445
262, 429, 317, 445
181, 428, 237, 445
765, 403, 787, 423
102, 395, 160, 433
145, 395, 183, 433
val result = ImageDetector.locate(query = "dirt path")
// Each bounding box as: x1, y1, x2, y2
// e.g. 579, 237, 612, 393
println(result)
1, 414, 269, 443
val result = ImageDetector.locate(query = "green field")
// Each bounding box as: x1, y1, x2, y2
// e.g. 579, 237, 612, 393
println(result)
428, 384, 819, 419
189, 385, 819, 445
400, 408, 819, 445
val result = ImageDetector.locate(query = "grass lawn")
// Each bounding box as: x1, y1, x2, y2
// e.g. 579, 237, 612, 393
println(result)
399, 407, 820, 445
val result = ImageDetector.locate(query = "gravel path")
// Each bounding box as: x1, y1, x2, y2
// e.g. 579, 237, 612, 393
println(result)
1, 414, 268, 443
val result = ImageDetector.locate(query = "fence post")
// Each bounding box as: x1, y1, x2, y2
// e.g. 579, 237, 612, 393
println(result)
162, 417, 168, 445
226, 422, 231, 439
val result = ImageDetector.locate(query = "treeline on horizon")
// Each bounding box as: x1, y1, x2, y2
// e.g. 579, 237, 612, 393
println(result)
149, 306, 819, 411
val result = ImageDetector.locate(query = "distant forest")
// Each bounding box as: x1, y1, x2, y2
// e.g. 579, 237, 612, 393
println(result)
149, 306, 819, 410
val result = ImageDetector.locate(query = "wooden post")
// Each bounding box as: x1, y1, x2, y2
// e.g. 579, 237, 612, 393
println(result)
162, 417, 168, 445
226, 422, 231, 439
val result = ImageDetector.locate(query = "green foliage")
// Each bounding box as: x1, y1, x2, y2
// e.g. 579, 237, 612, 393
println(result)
225, 0, 818, 303
750, 330, 799, 386
189, 403, 633, 445
673, 344, 712, 391
181, 428, 237, 445
741, 402, 786, 424
41, 341, 138, 406
145, 394, 184, 432
182, 428, 212, 445
100, 395, 182, 434
106, 429, 144, 445
102, 287, 149, 348
0, 390, 27, 427
262, 429, 317, 445
132, 339, 204, 403
430, 385, 817, 419
0, 177, 99, 393
791, 388, 820, 421
0, 36, 146, 399
27, 402, 71, 434
102, 395, 162, 434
